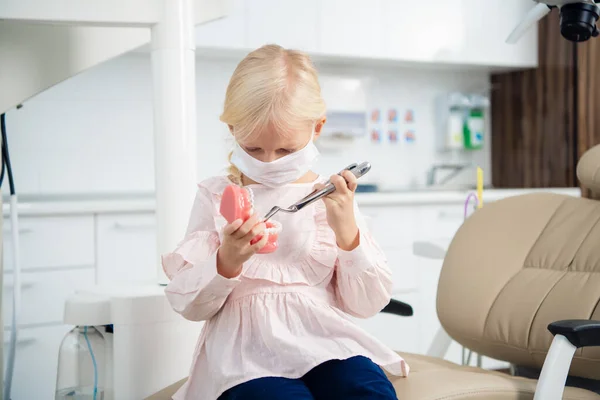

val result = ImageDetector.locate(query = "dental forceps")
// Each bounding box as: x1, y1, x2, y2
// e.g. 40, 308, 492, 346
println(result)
263, 161, 372, 222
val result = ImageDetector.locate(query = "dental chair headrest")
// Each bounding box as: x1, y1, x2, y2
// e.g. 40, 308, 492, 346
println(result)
577, 144, 600, 196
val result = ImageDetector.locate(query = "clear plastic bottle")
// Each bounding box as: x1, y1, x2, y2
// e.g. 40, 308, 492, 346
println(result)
55, 326, 105, 400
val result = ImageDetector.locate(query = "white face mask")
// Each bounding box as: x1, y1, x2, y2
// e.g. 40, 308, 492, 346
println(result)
230, 132, 319, 188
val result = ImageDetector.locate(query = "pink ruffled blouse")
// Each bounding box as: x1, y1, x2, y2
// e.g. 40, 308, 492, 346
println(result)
162, 176, 409, 400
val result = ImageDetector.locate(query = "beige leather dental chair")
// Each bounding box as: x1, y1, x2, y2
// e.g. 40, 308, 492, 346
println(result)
148, 145, 600, 400
387, 144, 600, 400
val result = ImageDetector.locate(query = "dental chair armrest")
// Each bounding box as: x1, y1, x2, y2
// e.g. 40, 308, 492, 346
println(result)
533, 319, 600, 400
548, 319, 600, 348
380, 299, 413, 317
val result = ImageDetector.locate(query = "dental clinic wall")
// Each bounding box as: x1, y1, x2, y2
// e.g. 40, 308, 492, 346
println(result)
6, 53, 491, 196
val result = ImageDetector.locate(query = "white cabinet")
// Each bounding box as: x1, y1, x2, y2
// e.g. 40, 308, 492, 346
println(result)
413, 204, 464, 362
4, 324, 72, 400
458, 0, 538, 67
1, 215, 96, 400
3, 216, 95, 272
355, 293, 420, 354
196, 0, 537, 69
96, 213, 158, 285
385, 247, 418, 294
195, 0, 247, 49
361, 206, 418, 293
359, 205, 420, 352
381, 0, 467, 64
246, 0, 320, 52
382, 0, 537, 68
376, 0, 537, 68
416, 205, 464, 242
319, 0, 385, 58
362, 206, 417, 247
3, 269, 95, 327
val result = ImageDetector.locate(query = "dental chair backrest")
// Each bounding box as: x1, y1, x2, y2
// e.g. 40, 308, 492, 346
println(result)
437, 144, 600, 380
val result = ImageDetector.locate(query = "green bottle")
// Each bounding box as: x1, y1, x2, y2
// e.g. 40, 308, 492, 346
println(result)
463, 107, 484, 150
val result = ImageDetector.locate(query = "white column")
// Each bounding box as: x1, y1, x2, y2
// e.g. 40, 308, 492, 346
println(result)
151, 0, 197, 285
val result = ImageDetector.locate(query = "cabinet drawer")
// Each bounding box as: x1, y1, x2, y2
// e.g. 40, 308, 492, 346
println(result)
3, 215, 95, 271
384, 247, 418, 292
3, 324, 72, 400
361, 206, 417, 249
353, 293, 420, 354
96, 213, 157, 285
416, 206, 465, 241
3, 269, 95, 327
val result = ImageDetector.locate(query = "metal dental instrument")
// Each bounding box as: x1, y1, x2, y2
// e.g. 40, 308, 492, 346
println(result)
263, 161, 372, 222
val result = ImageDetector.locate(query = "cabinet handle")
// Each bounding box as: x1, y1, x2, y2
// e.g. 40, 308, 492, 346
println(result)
437, 211, 464, 220
112, 222, 155, 231
3, 335, 35, 345
4, 280, 35, 290
2, 228, 33, 235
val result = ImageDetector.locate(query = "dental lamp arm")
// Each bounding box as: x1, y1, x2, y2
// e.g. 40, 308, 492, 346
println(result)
533, 320, 600, 400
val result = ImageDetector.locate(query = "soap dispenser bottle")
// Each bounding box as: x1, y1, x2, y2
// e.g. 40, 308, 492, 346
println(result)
463, 94, 489, 150
445, 92, 470, 151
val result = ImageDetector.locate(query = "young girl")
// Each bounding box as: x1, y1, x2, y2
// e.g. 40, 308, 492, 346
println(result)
162, 44, 409, 400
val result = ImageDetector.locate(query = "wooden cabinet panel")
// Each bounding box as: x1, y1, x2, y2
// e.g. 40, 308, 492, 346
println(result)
490, 9, 600, 192
576, 26, 600, 197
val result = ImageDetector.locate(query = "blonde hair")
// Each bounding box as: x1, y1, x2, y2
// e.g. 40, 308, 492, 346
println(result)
220, 44, 326, 184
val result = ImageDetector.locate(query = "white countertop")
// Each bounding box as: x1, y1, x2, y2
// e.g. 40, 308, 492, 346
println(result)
2, 187, 582, 217
354, 187, 581, 206
2, 197, 156, 217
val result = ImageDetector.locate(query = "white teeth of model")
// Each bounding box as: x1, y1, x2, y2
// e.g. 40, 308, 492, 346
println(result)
265, 220, 282, 234
245, 187, 254, 206
244, 186, 255, 216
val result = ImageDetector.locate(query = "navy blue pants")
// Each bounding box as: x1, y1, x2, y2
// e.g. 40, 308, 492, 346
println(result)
218, 356, 398, 400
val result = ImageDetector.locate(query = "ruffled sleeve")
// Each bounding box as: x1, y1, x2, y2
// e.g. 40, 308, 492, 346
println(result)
333, 201, 393, 319
163, 178, 241, 321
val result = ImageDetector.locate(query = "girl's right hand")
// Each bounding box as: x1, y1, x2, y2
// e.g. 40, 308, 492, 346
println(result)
217, 216, 268, 279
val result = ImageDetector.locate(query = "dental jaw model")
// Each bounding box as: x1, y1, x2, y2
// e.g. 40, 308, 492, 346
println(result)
219, 185, 281, 254
219, 161, 372, 254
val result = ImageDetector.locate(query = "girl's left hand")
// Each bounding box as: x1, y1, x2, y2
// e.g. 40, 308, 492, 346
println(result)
313, 170, 360, 251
